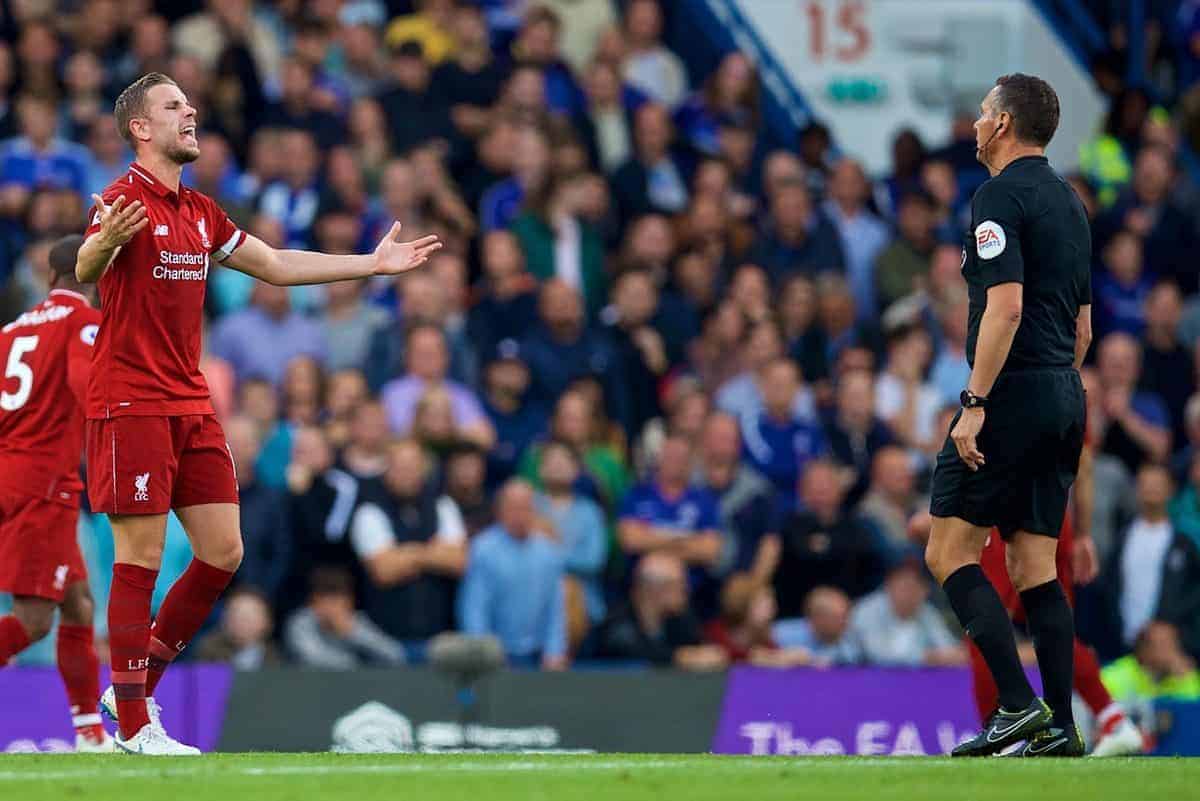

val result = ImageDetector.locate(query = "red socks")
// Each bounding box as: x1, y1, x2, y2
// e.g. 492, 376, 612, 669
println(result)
145, 559, 234, 696
1073, 639, 1114, 715
0, 615, 32, 666
57, 623, 102, 740
109, 563, 158, 738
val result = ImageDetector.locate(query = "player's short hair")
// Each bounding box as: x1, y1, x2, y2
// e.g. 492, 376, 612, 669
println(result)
47, 234, 83, 282
992, 73, 1060, 148
114, 72, 178, 148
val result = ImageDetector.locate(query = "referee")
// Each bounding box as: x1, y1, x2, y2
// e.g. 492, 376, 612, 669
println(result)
925, 74, 1091, 757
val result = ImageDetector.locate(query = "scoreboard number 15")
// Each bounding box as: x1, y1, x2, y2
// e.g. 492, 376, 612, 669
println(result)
803, 0, 871, 63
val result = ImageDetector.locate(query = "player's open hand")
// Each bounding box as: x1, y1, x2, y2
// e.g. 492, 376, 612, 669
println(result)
371, 220, 442, 276
951, 407, 986, 471
91, 193, 148, 248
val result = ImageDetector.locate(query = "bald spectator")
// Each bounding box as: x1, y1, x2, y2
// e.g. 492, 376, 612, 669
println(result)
698, 412, 778, 584
857, 446, 923, 560
209, 281, 327, 385
458, 480, 569, 669
226, 416, 290, 604
747, 179, 845, 283
520, 280, 624, 419
583, 552, 725, 670
773, 460, 884, 617
773, 586, 861, 666
379, 324, 494, 448
823, 158, 890, 320
1093, 332, 1171, 473
350, 440, 467, 651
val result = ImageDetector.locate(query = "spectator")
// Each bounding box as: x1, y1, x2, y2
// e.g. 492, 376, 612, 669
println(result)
480, 123, 551, 232
0, 94, 91, 207
747, 179, 845, 284
619, 436, 723, 585
698, 412, 777, 583
610, 102, 691, 227
256, 129, 322, 249
777, 275, 831, 393
375, 39, 453, 155
433, 3, 510, 140
688, 300, 747, 394
848, 560, 965, 667
1097, 464, 1200, 659
773, 459, 884, 617
875, 324, 941, 453
823, 158, 890, 321
512, 171, 607, 317
676, 52, 760, 157
350, 439, 468, 650
1098, 145, 1197, 293
509, 6, 585, 116
621, 0, 688, 110
740, 358, 827, 496
336, 7, 388, 99
520, 279, 624, 419
322, 368, 370, 449
443, 443, 494, 537
384, 0, 456, 65
603, 269, 670, 435
320, 278, 391, 373
535, 440, 609, 623
1170, 450, 1200, 550
284, 567, 406, 669
857, 446, 923, 560
716, 319, 817, 426
467, 230, 539, 358
209, 281, 327, 386
705, 574, 809, 666
875, 191, 937, 313
772, 586, 861, 666
173, 0, 282, 77
584, 552, 725, 669
1172, 394, 1200, 486
928, 287, 971, 407
84, 114, 132, 200
575, 59, 636, 174
194, 587, 283, 670
1141, 281, 1194, 443
261, 57, 345, 150
225, 416, 290, 605
822, 369, 896, 508
1094, 229, 1152, 338
338, 399, 391, 483
480, 340, 545, 489
1093, 332, 1171, 473
380, 324, 495, 448
1102, 621, 1200, 703
458, 480, 569, 669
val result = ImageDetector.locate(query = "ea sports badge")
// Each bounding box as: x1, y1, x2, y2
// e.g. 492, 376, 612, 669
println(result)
974, 220, 1006, 260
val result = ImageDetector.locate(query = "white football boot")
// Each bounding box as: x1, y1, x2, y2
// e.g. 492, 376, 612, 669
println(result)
1090, 716, 1147, 757
99, 687, 162, 728
114, 724, 201, 756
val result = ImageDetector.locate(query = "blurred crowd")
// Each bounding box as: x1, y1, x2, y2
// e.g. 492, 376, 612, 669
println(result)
1, 0, 1200, 706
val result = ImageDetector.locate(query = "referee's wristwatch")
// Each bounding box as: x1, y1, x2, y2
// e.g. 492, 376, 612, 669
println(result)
960, 390, 987, 409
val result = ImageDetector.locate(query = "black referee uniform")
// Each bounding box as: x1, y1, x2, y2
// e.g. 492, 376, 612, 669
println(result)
930, 154, 1091, 539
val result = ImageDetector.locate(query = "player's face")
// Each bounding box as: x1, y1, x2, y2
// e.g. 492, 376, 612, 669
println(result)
142, 83, 200, 164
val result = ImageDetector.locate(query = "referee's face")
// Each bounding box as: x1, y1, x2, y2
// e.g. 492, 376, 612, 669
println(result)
973, 87, 1005, 164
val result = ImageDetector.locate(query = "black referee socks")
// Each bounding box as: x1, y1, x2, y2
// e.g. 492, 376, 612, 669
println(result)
943, 564, 1036, 712
1020, 579, 1076, 728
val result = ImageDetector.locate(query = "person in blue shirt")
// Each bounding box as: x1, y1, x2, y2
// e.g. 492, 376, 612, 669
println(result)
534, 440, 609, 624
618, 436, 723, 603
458, 480, 569, 670
480, 340, 546, 489
1094, 229, 1153, 339
0, 95, 91, 201
741, 358, 827, 497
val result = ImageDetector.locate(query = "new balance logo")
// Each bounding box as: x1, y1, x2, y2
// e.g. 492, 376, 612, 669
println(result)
154, 224, 169, 236
134, 472, 150, 502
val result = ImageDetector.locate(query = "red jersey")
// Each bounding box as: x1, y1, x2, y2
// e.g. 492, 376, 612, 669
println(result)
84, 163, 244, 419
0, 289, 101, 504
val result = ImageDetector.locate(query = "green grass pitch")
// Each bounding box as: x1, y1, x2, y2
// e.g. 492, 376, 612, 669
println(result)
0, 753, 1195, 801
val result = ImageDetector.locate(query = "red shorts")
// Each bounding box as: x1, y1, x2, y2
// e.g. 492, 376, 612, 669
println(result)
980, 521, 1075, 623
85, 414, 239, 515
0, 493, 87, 602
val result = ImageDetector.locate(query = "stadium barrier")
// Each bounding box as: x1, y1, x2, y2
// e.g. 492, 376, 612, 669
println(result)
3, 665, 1198, 754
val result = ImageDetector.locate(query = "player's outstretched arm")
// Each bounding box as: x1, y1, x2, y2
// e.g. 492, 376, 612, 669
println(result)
76, 194, 148, 282
224, 220, 441, 286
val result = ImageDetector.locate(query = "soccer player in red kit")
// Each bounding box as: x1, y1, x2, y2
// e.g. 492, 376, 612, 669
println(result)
0, 235, 111, 752
76, 73, 441, 755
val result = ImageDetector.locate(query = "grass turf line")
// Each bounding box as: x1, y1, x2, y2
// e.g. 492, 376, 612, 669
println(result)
0, 753, 1193, 801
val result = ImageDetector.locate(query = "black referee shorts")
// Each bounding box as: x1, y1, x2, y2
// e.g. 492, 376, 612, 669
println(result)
929, 367, 1085, 539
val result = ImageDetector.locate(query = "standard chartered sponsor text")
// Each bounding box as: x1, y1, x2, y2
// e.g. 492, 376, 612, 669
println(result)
155, 250, 208, 281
